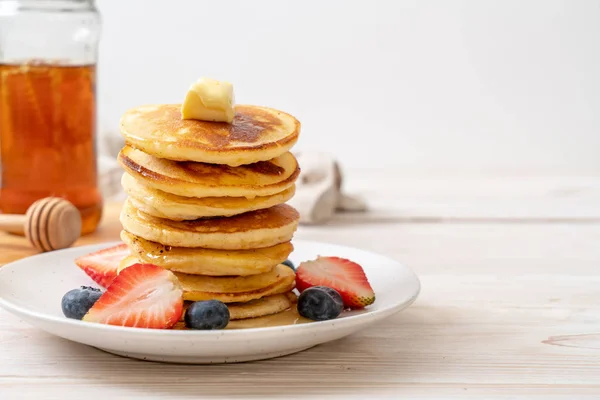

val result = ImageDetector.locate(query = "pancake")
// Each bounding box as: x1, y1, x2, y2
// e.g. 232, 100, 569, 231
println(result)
122, 173, 296, 220
180, 292, 297, 321
118, 145, 299, 199
181, 269, 295, 303
120, 231, 293, 276
120, 104, 300, 166
120, 199, 299, 249
225, 307, 308, 329
175, 264, 292, 293
226, 292, 297, 320
119, 256, 296, 303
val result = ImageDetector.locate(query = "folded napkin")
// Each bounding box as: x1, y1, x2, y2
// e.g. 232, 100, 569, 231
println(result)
98, 132, 125, 201
287, 152, 367, 224
98, 133, 366, 225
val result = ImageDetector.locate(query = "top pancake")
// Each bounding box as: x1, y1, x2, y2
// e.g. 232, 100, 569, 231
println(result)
120, 104, 300, 166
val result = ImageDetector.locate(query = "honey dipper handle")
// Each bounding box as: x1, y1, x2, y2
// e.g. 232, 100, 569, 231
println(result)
0, 214, 26, 234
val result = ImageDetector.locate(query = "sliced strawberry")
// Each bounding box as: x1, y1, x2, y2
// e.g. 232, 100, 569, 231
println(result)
83, 263, 183, 329
296, 256, 375, 309
75, 243, 129, 288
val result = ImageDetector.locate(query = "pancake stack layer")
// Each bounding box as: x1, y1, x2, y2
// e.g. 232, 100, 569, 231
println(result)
117, 104, 301, 323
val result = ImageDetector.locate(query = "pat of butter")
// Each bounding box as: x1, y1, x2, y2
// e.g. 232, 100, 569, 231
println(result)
181, 77, 235, 123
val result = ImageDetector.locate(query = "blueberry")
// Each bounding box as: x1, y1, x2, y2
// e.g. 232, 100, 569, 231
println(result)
297, 286, 344, 321
61, 286, 102, 320
185, 300, 230, 330
282, 259, 295, 271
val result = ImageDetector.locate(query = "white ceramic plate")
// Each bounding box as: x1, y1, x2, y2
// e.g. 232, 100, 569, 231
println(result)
0, 239, 420, 364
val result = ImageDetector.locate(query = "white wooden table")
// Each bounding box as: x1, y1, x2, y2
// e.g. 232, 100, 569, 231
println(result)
2, 175, 600, 399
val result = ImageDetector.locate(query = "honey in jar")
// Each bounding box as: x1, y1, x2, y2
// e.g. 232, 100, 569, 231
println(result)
0, 62, 102, 234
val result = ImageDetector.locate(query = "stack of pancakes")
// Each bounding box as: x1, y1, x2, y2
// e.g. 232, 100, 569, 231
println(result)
116, 104, 301, 323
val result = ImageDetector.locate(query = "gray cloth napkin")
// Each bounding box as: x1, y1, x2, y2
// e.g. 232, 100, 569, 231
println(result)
287, 152, 367, 224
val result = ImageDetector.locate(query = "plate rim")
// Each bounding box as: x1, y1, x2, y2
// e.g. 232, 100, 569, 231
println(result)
0, 239, 421, 337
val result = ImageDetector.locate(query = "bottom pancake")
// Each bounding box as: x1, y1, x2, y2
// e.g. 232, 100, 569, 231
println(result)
225, 306, 310, 329
173, 298, 311, 330
180, 292, 297, 321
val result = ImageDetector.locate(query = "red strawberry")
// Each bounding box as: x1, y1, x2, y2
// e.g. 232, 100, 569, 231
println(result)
83, 263, 183, 329
296, 256, 375, 309
75, 243, 129, 288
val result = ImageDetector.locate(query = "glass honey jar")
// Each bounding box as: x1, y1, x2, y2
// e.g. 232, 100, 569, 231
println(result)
0, 0, 103, 234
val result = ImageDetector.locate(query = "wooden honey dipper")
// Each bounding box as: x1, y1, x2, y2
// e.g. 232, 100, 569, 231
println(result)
0, 197, 82, 252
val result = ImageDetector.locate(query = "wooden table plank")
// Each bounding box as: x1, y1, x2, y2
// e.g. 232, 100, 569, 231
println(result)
2, 202, 600, 399
343, 173, 600, 221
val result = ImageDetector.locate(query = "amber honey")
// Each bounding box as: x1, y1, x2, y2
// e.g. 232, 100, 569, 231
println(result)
0, 62, 102, 234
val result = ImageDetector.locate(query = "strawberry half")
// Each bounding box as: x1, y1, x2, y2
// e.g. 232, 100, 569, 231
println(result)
75, 243, 129, 288
296, 256, 375, 309
83, 263, 183, 329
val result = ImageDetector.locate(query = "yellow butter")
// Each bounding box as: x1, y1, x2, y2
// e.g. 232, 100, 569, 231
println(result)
181, 77, 235, 123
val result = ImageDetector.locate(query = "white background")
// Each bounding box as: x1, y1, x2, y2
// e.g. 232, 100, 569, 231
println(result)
96, 0, 600, 174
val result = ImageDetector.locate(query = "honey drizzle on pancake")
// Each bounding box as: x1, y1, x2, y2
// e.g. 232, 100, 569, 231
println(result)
244, 160, 285, 176
180, 159, 284, 178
